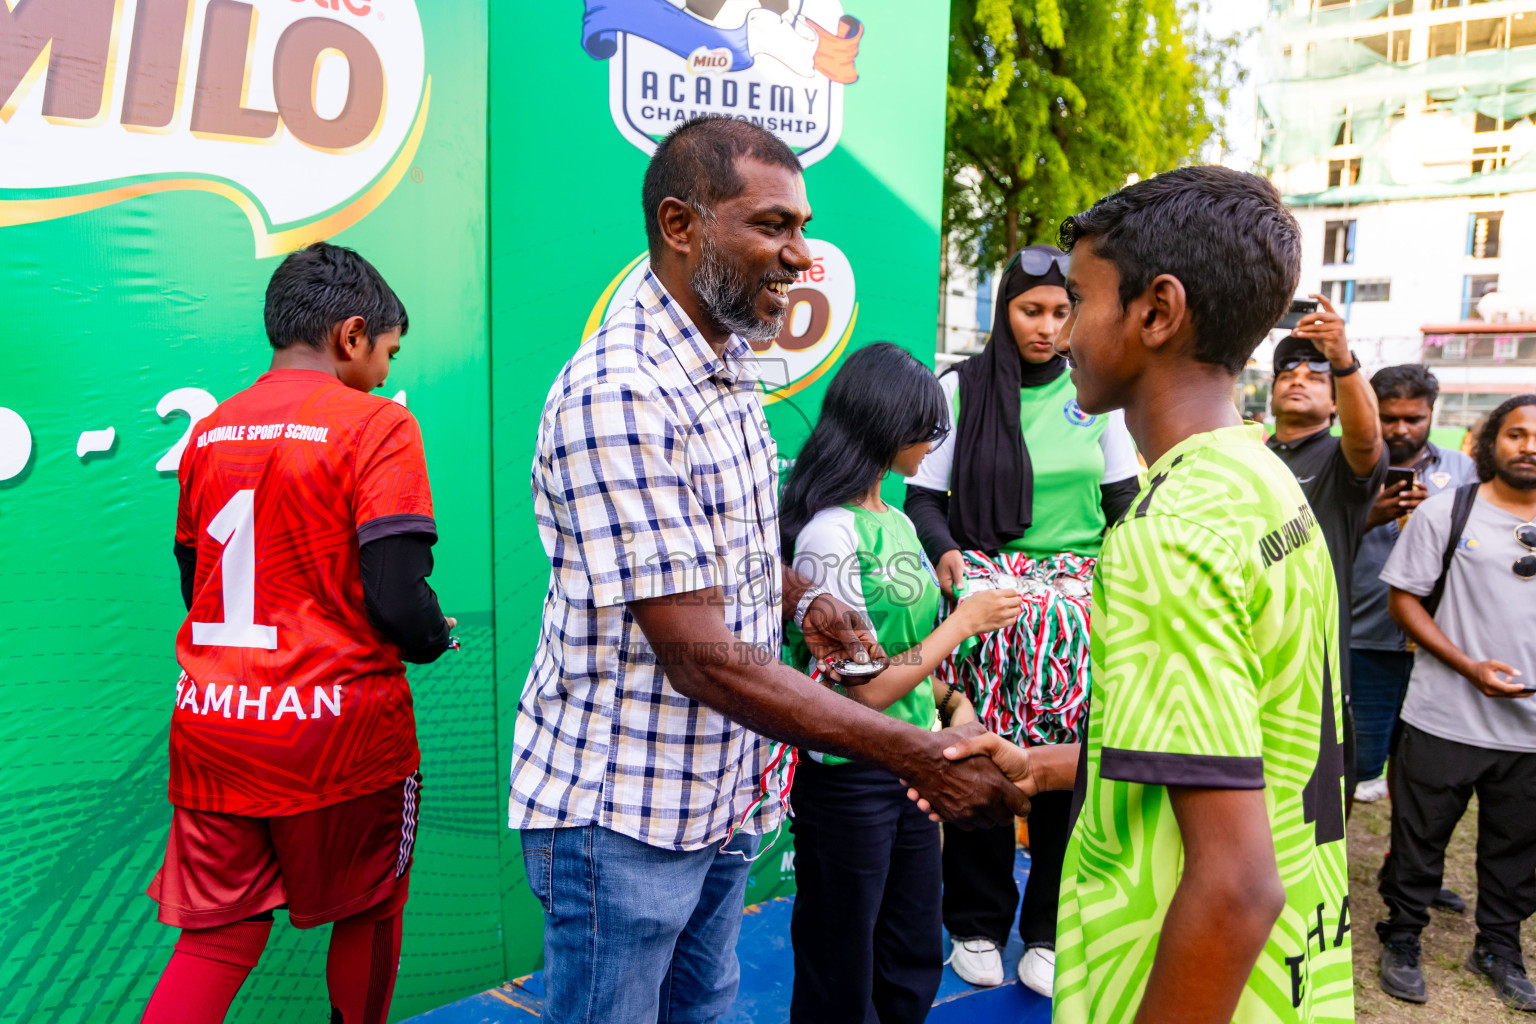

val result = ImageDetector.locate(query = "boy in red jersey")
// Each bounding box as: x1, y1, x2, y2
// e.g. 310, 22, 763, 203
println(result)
142, 243, 455, 1024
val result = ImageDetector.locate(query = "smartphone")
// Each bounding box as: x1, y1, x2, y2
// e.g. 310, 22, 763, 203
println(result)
1385, 467, 1418, 490
1278, 298, 1320, 331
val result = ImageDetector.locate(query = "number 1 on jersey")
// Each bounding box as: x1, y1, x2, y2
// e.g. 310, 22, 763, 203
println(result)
192, 489, 278, 649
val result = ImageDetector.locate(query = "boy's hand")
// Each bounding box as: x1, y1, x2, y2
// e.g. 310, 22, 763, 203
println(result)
905, 730, 1041, 822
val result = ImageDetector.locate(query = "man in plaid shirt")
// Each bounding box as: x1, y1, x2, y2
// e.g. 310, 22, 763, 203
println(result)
511, 117, 1027, 1023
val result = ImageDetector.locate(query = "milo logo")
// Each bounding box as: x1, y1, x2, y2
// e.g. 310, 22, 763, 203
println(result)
0, 0, 428, 255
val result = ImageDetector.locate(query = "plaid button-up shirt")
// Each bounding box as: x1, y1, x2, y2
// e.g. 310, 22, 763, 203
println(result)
509, 270, 784, 851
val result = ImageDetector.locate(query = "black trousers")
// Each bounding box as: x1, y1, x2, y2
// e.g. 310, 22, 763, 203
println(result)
940, 789, 1071, 949
1379, 725, 1536, 959
790, 757, 943, 1024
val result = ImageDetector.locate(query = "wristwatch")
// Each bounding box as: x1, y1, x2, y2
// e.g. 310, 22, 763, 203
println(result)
1330, 353, 1362, 378
793, 585, 828, 631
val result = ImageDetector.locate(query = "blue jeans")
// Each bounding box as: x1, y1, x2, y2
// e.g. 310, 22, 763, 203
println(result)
520, 825, 759, 1024
1351, 649, 1415, 783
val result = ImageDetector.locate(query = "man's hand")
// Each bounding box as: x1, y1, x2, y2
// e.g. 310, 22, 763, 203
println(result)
1365, 480, 1427, 532
898, 724, 1029, 829
802, 593, 888, 684
1292, 294, 1350, 366
936, 549, 966, 599
1466, 660, 1530, 698
906, 731, 1081, 822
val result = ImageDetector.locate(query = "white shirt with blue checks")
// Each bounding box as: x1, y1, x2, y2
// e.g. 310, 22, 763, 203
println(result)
509, 270, 785, 851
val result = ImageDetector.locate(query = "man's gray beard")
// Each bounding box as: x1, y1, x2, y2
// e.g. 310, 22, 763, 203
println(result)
692, 232, 785, 343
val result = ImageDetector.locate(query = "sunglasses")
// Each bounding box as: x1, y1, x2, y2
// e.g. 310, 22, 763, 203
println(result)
1277, 357, 1332, 376
1515, 521, 1536, 580
1007, 249, 1071, 277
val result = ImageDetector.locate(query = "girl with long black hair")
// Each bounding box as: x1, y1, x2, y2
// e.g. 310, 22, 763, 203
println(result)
781, 342, 1022, 1024
904, 245, 1141, 996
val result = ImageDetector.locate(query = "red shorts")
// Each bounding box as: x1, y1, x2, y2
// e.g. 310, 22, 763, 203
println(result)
149, 772, 421, 930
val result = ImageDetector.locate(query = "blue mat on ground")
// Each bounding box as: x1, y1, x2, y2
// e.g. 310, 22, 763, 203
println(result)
403, 849, 1050, 1023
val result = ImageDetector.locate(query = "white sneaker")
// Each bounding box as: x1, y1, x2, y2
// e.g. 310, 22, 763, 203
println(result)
1018, 946, 1055, 997
1354, 777, 1389, 803
949, 938, 1004, 987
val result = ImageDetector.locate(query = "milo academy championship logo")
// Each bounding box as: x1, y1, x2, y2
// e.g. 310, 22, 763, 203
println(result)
588, 239, 857, 406
0, 0, 429, 256
581, 0, 863, 168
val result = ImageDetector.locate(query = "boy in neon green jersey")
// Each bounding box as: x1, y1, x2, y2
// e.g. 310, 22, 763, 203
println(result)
916, 166, 1354, 1024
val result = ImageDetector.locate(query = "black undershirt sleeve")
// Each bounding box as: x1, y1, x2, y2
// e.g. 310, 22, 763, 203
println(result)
904, 484, 962, 563
174, 542, 196, 612
360, 533, 453, 664
1100, 477, 1140, 530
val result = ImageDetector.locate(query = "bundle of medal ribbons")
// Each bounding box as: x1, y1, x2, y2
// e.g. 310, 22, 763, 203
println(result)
933, 551, 1095, 748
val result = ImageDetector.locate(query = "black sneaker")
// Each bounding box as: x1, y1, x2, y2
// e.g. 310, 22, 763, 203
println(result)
1432, 887, 1467, 913
1467, 944, 1536, 1011
1380, 936, 1428, 1003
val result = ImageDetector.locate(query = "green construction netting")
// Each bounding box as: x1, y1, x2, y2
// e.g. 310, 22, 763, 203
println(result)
1257, 20, 1536, 201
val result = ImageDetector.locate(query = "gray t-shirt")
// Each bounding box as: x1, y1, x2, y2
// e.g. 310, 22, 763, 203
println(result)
1351, 445, 1478, 651
1382, 488, 1536, 752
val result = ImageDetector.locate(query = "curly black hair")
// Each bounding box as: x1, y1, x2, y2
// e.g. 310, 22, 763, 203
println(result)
1473, 394, 1536, 482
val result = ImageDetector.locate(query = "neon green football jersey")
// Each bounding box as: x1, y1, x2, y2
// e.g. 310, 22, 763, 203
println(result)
1054, 424, 1353, 1024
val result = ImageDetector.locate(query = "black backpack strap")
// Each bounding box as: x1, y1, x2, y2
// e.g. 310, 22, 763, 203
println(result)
1421, 482, 1479, 618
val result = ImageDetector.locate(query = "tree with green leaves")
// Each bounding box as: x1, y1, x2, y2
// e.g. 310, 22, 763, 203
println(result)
945, 0, 1241, 272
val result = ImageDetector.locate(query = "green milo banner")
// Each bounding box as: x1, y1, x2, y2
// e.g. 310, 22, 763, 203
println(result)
0, 0, 946, 1019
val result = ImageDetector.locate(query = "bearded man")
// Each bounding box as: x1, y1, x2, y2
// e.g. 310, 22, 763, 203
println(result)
509, 115, 1026, 1024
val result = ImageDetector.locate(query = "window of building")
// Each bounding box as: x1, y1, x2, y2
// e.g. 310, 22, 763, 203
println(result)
1355, 279, 1392, 302
1356, 30, 1412, 61
1328, 158, 1361, 187
1320, 280, 1355, 305
1515, 12, 1536, 48
1466, 17, 1505, 51
1430, 20, 1462, 57
1494, 335, 1520, 360
1374, 0, 1414, 14
974, 269, 993, 332
1475, 112, 1498, 132
1335, 110, 1353, 146
1431, 0, 1463, 9
1462, 273, 1499, 319
1467, 211, 1502, 258
1324, 220, 1356, 263
1472, 145, 1511, 173
1316, 0, 1351, 9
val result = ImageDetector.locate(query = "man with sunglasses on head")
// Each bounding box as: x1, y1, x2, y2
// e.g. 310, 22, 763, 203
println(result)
1375, 394, 1536, 1011
1266, 294, 1386, 808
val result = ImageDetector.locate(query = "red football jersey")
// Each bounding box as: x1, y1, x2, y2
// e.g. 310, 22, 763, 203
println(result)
170, 368, 435, 816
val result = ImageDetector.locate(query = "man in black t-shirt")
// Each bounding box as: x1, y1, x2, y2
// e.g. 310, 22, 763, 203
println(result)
1266, 294, 1387, 807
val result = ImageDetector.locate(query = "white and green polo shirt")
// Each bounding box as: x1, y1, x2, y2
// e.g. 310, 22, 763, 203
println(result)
788, 503, 944, 763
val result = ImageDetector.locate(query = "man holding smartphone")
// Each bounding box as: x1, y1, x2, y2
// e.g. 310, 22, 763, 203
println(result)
1350, 365, 1477, 805
1377, 395, 1536, 1010
1267, 294, 1387, 808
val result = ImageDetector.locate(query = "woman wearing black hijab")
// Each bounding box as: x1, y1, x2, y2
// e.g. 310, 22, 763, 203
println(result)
905, 244, 1141, 997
